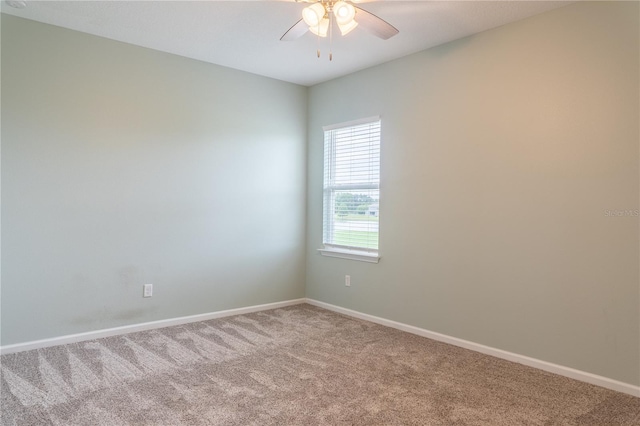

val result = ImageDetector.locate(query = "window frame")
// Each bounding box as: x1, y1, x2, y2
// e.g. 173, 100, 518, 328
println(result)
318, 116, 381, 264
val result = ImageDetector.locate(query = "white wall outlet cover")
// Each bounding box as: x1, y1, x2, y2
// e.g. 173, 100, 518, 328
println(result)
143, 284, 153, 298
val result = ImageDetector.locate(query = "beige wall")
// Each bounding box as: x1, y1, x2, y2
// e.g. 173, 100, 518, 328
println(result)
1, 15, 307, 345
306, 1, 639, 385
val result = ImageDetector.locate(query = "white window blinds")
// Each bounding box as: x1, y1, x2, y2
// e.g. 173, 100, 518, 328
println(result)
323, 117, 381, 253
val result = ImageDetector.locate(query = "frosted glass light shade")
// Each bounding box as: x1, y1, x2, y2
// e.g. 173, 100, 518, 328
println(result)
333, 1, 356, 25
309, 18, 330, 37
338, 19, 358, 36
302, 3, 326, 27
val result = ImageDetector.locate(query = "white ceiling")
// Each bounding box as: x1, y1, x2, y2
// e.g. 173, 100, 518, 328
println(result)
1, 0, 573, 86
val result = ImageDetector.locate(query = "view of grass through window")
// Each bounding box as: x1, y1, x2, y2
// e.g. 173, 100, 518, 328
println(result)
333, 191, 379, 250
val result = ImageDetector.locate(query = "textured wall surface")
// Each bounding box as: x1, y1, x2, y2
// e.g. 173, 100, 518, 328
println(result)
306, 1, 639, 385
1, 15, 307, 345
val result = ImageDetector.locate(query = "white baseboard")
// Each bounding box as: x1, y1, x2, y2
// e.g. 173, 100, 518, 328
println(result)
305, 298, 640, 398
0, 298, 306, 355
3, 297, 638, 398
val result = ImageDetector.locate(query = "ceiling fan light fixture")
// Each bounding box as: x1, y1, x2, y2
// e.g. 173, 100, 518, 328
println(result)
302, 3, 326, 28
333, 1, 356, 26
309, 17, 330, 38
338, 19, 358, 36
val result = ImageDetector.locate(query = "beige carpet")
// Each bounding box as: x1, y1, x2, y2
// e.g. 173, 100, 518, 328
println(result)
1, 304, 638, 425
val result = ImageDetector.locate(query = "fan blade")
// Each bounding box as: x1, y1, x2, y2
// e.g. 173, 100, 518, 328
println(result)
281, 18, 309, 41
354, 7, 399, 40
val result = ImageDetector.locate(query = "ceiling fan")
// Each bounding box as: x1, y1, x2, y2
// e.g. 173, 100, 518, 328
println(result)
281, 0, 398, 58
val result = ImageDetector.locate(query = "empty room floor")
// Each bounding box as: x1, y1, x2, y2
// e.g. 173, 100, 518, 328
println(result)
1, 304, 639, 425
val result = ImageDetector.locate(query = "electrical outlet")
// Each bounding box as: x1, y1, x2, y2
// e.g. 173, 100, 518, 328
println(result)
345, 275, 351, 287
143, 284, 153, 298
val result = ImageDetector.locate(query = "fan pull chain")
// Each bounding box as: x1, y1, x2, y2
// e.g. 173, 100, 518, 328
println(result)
329, 13, 333, 61
316, 21, 321, 58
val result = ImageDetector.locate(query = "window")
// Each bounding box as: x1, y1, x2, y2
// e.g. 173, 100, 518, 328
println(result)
319, 117, 381, 263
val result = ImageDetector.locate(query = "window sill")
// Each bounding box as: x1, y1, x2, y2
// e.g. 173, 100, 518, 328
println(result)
318, 247, 380, 263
